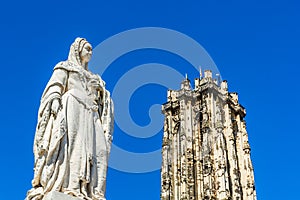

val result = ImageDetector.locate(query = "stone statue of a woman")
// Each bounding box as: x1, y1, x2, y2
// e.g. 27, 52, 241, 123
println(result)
26, 38, 114, 200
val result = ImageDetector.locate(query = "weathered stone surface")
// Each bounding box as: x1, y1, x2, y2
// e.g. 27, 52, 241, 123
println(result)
43, 191, 81, 200
25, 38, 114, 200
161, 71, 257, 200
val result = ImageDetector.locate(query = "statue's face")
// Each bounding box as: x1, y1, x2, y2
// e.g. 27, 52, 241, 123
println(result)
80, 43, 93, 63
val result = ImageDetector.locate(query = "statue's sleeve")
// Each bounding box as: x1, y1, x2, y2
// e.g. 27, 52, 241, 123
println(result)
40, 63, 69, 107
34, 64, 68, 158
101, 89, 114, 155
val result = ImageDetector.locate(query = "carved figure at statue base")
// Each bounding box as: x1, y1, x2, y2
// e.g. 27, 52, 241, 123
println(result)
26, 38, 114, 200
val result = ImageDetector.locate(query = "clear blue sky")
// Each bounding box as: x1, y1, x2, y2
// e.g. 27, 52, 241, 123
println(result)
0, 1, 299, 200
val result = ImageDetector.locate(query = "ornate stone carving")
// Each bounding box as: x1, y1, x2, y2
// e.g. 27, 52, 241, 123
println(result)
161, 76, 257, 200
26, 38, 114, 200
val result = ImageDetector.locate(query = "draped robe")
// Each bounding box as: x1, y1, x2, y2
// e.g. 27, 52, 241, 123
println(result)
26, 60, 113, 200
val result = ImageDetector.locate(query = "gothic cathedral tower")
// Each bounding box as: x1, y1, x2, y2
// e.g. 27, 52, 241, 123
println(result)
161, 70, 257, 200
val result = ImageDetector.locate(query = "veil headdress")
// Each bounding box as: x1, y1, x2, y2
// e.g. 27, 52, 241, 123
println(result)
68, 37, 89, 67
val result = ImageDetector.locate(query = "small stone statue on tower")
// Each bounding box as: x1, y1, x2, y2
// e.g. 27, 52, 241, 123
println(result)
26, 38, 114, 200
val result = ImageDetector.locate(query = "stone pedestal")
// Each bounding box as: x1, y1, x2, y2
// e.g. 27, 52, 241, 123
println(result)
43, 191, 81, 200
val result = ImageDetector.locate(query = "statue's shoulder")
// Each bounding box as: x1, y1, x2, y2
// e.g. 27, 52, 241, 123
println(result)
53, 61, 80, 72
